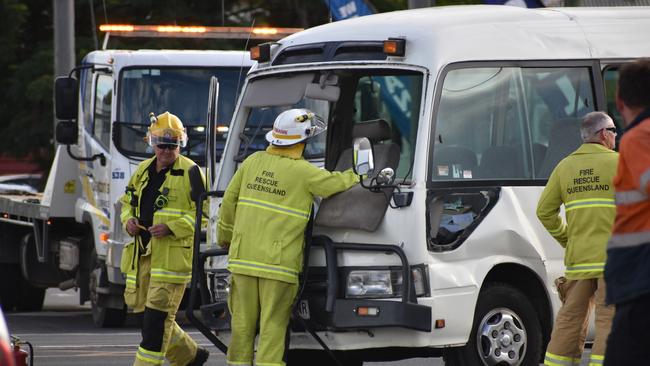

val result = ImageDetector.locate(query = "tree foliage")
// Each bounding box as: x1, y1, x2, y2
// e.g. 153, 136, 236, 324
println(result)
0, 0, 476, 170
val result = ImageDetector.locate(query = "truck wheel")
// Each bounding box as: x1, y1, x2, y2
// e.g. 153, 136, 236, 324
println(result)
0, 263, 20, 311
89, 249, 126, 327
16, 233, 45, 311
443, 283, 542, 366
16, 281, 45, 311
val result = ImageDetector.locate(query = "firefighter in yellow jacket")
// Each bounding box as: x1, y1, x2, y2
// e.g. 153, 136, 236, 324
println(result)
119, 112, 208, 366
537, 111, 618, 366
218, 108, 359, 366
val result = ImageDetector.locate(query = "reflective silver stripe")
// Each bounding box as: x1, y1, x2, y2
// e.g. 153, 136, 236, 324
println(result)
608, 231, 650, 249
544, 352, 580, 366
218, 219, 234, 231
565, 199, 615, 212
588, 354, 604, 365
136, 347, 165, 364
238, 197, 309, 220
226, 360, 253, 366
121, 210, 132, 222
229, 259, 298, 277
640, 169, 650, 190
156, 208, 185, 216
548, 223, 565, 235
566, 263, 604, 272
616, 189, 647, 205
180, 214, 195, 227
126, 274, 137, 286
151, 268, 191, 281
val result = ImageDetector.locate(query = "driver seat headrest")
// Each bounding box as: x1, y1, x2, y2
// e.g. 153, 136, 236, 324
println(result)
352, 119, 392, 142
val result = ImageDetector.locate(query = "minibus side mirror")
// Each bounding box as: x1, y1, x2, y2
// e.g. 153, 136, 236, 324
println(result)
353, 137, 374, 176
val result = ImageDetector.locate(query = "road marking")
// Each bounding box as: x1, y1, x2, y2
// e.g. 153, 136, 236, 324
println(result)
33, 342, 219, 349
14, 331, 208, 337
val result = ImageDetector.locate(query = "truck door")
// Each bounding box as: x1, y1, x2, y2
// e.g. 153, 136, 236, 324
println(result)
79, 71, 113, 254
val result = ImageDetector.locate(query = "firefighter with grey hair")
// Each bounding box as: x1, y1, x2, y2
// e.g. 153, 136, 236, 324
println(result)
537, 111, 618, 365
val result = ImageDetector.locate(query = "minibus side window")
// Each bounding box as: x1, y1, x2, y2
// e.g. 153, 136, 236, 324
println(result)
432, 66, 595, 182
603, 66, 624, 148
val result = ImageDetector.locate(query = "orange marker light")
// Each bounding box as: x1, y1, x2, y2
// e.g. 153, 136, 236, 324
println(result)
383, 38, 406, 57
99, 232, 110, 243
356, 306, 379, 316
250, 43, 271, 62
435, 319, 446, 329
98, 24, 302, 41
250, 46, 261, 60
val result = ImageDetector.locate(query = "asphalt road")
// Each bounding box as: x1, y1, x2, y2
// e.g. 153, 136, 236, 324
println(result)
7, 289, 597, 365
5, 289, 439, 366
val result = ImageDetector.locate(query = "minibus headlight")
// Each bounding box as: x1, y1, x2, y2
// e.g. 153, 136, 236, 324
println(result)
345, 266, 428, 299
346, 270, 393, 297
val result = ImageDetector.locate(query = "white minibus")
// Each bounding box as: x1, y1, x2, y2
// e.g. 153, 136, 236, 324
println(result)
208, 5, 650, 365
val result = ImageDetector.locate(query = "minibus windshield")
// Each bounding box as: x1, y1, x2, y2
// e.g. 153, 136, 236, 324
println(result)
237, 69, 423, 180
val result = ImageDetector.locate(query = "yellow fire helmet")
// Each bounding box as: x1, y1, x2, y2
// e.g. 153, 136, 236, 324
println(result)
146, 111, 188, 147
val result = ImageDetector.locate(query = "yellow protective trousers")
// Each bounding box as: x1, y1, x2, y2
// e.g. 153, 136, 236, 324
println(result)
544, 278, 614, 366
226, 273, 298, 366
129, 255, 199, 366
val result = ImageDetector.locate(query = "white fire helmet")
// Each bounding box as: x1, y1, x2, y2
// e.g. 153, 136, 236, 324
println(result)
265, 108, 327, 147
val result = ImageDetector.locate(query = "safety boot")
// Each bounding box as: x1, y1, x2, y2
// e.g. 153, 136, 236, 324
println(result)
187, 347, 209, 366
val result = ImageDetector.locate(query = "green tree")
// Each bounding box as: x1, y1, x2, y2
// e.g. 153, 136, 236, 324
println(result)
0, 0, 476, 172
0, 0, 53, 169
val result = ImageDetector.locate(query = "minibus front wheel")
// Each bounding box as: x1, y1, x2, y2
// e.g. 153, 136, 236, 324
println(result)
443, 282, 542, 366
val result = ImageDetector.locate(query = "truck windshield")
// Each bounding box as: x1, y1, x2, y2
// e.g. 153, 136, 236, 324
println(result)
236, 69, 423, 180
114, 66, 247, 165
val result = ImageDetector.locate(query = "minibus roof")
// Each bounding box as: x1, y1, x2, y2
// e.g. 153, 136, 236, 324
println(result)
273, 5, 650, 69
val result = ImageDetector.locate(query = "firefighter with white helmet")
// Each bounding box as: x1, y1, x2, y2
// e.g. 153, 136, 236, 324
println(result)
264, 108, 327, 146
120, 111, 209, 366
218, 108, 359, 365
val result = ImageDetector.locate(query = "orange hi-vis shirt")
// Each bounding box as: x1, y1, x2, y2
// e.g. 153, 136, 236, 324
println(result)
610, 116, 650, 245
605, 110, 650, 304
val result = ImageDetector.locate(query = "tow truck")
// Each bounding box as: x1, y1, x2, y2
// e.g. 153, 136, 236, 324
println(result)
0, 24, 299, 327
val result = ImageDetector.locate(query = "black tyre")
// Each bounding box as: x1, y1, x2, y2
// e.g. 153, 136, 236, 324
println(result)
443, 283, 542, 366
89, 249, 126, 327
0, 263, 21, 311
16, 280, 45, 311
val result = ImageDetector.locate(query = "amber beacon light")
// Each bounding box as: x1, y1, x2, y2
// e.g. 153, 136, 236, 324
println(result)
99, 24, 302, 40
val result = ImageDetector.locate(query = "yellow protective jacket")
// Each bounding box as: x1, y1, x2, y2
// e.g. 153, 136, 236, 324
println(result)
537, 143, 618, 280
119, 155, 199, 287
218, 145, 359, 284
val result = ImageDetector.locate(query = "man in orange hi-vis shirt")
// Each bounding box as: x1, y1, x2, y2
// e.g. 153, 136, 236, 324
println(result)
604, 59, 650, 366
